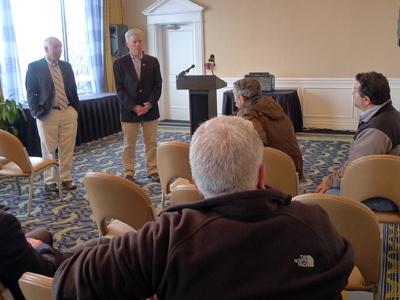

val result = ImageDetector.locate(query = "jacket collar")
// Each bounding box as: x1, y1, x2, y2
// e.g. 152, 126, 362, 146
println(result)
164, 188, 292, 221
360, 100, 392, 123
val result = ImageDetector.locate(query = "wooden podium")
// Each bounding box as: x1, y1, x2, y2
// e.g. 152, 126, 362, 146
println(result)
176, 75, 227, 134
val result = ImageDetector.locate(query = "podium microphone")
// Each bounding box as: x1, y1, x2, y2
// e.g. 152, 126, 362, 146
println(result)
178, 64, 195, 77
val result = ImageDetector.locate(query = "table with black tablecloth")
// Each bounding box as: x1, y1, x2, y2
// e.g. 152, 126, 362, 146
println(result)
222, 89, 303, 132
17, 93, 121, 156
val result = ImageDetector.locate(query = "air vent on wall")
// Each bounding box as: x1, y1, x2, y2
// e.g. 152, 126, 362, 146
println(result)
166, 24, 181, 30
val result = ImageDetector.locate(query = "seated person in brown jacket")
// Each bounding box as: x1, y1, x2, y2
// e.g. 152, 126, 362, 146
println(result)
52, 116, 353, 300
234, 78, 304, 178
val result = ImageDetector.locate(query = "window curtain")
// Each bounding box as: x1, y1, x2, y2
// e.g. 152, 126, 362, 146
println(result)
0, 0, 24, 102
85, 0, 105, 93
104, 0, 123, 92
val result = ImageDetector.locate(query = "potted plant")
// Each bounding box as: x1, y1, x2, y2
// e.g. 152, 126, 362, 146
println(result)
0, 94, 26, 135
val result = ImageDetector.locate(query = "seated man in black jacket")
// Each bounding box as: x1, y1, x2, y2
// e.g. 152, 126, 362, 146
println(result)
53, 116, 354, 300
0, 210, 106, 300
0, 209, 64, 300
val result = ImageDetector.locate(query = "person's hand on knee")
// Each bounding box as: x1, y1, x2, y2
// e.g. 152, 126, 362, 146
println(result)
26, 238, 44, 249
315, 181, 330, 193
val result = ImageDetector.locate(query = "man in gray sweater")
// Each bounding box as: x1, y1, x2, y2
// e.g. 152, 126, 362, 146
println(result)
316, 71, 400, 210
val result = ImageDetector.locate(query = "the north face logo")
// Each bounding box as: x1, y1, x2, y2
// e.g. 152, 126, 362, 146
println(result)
294, 255, 315, 268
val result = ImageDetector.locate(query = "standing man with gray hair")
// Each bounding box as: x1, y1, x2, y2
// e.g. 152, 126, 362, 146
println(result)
113, 28, 162, 183
53, 116, 353, 300
26, 37, 79, 191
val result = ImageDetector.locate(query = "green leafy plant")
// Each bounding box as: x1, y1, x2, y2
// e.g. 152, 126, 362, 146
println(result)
0, 94, 26, 135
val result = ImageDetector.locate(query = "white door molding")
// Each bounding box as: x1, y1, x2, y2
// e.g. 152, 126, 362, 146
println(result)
143, 0, 204, 119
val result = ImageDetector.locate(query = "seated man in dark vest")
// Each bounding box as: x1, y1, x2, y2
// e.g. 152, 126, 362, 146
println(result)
316, 71, 400, 211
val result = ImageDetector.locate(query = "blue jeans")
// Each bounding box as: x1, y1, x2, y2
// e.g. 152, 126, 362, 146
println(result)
326, 188, 340, 195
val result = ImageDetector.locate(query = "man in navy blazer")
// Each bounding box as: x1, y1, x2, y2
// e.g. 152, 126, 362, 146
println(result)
113, 28, 162, 183
26, 37, 79, 191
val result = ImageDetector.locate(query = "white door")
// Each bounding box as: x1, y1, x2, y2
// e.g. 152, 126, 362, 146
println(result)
163, 24, 195, 121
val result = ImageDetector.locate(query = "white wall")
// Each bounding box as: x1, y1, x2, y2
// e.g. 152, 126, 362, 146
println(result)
216, 77, 400, 131
123, 0, 400, 130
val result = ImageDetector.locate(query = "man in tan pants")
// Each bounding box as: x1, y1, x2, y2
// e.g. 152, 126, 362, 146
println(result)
26, 37, 79, 191
113, 28, 162, 182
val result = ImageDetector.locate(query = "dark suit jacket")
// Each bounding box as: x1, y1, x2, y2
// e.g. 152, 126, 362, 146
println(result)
0, 211, 63, 300
25, 58, 80, 120
113, 54, 162, 122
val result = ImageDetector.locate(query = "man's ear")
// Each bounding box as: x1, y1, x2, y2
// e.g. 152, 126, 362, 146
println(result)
239, 95, 246, 105
363, 96, 373, 107
257, 163, 265, 189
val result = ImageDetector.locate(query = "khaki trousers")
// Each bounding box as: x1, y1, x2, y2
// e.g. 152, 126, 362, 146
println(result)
122, 120, 158, 177
36, 106, 78, 184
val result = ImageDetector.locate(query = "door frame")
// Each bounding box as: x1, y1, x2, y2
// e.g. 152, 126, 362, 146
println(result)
143, 0, 204, 119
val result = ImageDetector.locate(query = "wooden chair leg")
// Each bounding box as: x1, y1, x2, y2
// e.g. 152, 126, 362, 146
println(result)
16, 177, 21, 195
27, 175, 34, 216
161, 193, 166, 208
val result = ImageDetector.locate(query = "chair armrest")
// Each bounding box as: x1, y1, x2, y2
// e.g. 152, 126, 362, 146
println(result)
340, 178, 344, 195
18, 272, 53, 300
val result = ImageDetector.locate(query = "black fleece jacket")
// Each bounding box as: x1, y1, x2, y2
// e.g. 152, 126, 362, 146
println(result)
53, 188, 354, 300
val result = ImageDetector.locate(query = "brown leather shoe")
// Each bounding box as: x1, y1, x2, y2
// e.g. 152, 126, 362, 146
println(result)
45, 183, 59, 193
62, 181, 77, 191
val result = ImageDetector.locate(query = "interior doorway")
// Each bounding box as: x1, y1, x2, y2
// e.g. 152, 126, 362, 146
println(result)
143, 0, 204, 121
163, 24, 195, 121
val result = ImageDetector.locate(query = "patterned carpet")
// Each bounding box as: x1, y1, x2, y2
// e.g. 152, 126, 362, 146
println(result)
380, 224, 400, 299
0, 125, 398, 299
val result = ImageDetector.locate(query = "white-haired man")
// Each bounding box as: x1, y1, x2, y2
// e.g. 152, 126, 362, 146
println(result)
113, 28, 162, 183
26, 37, 79, 191
52, 116, 353, 300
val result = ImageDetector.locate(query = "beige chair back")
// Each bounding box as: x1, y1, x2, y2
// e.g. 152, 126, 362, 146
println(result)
293, 193, 380, 292
0, 129, 31, 173
341, 154, 400, 223
263, 147, 298, 196
18, 272, 52, 300
170, 184, 204, 206
84, 172, 155, 236
157, 141, 191, 195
